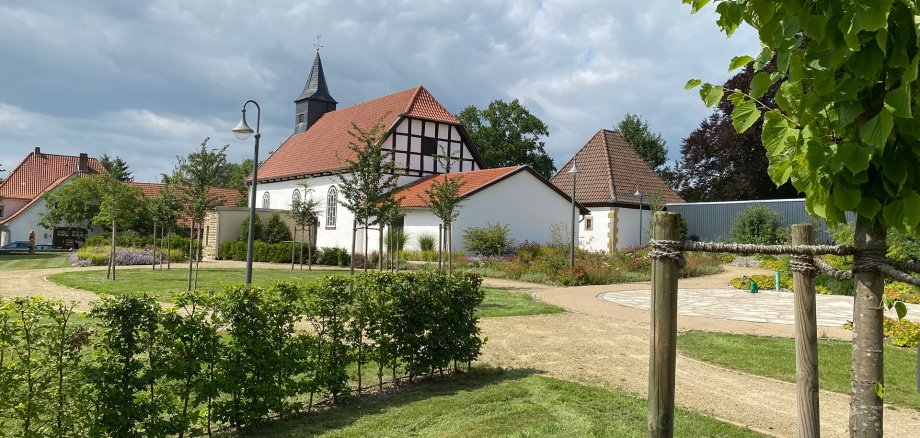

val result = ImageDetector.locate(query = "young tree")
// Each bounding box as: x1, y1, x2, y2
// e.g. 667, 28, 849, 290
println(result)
226, 158, 255, 207
94, 175, 144, 279
290, 184, 322, 270
147, 187, 180, 270
335, 118, 401, 274
165, 138, 228, 290
616, 113, 668, 171
458, 99, 555, 178
666, 64, 799, 201
421, 145, 466, 272
686, 1, 920, 433
40, 178, 100, 233
99, 154, 133, 182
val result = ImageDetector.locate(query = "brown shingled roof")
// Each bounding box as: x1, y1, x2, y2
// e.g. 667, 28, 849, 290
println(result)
255, 85, 461, 182
550, 130, 683, 206
0, 148, 102, 200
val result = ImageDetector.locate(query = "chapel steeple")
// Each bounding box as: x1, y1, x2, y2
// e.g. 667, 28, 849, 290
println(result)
294, 50, 337, 133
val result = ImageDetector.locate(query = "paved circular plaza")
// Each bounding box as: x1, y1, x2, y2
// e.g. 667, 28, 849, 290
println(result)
600, 288, 920, 327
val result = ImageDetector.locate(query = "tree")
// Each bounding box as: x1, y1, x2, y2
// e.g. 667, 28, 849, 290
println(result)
165, 138, 228, 290
290, 184, 322, 270
94, 175, 144, 279
666, 65, 800, 201
421, 145, 466, 272
264, 213, 292, 244
226, 158, 255, 207
335, 118, 401, 274
99, 154, 133, 182
147, 187, 180, 270
616, 113, 667, 171
686, 1, 920, 434
458, 99, 555, 178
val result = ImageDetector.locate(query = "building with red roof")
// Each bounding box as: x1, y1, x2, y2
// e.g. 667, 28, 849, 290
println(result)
209, 52, 586, 257
550, 129, 684, 251
0, 147, 103, 247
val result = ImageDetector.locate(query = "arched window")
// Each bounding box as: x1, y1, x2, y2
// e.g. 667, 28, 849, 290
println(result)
262, 192, 270, 209
325, 186, 337, 228
292, 189, 301, 205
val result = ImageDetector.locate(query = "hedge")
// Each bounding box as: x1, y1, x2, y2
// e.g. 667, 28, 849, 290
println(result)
218, 240, 349, 266
0, 271, 484, 436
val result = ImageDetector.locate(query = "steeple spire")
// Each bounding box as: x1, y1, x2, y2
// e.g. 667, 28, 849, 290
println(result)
294, 50, 337, 133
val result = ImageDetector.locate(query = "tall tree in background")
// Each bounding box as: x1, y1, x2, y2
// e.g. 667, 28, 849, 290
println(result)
165, 138, 228, 290
336, 119, 401, 274
667, 64, 799, 202
616, 113, 667, 171
458, 99, 555, 178
226, 158, 255, 207
687, 1, 920, 433
99, 154, 133, 182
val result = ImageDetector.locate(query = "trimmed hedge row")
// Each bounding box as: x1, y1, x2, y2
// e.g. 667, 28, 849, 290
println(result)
218, 240, 349, 266
0, 271, 484, 436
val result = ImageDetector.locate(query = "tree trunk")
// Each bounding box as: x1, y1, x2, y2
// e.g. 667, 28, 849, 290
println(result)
378, 224, 384, 271
291, 230, 296, 270
350, 220, 357, 276
187, 225, 195, 291
193, 226, 203, 290
167, 229, 172, 270
307, 226, 313, 271
850, 217, 886, 437
447, 223, 452, 274
438, 224, 443, 270
152, 222, 157, 271
109, 217, 117, 280
363, 225, 369, 272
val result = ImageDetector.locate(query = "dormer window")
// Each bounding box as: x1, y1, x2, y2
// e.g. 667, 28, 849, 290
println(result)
297, 114, 304, 124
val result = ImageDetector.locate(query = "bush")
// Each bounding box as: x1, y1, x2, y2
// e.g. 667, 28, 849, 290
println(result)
317, 247, 349, 266
0, 272, 485, 436
463, 223, 512, 256
883, 318, 920, 348
417, 232, 437, 251
730, 206, 788, 245
72, 246, 186, 266
240, 215, 264, 242
218, 240, 322, 265
264, 213, 293, 244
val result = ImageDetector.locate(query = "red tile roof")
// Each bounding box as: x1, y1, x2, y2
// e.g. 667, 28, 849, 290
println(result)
0, 174, 74, 225
0, 149, 102, 200
551, 130, 683, 206
129, 182, 242, 207
396, 165, 589, 213
255, 86, 460, 182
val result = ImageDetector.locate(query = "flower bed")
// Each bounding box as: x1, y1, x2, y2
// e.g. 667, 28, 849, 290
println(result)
70, 246, 186, 267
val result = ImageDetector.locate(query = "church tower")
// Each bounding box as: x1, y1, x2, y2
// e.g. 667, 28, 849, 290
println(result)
294, 51, 337, 133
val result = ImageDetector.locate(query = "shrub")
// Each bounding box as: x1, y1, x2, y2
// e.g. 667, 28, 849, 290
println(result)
218, 240, 321, 265
72, 246, 186, 266
240, 215, 264, 242
264, 213, 293, 244
463, 223, 512, 256
317, 247, 349, 266
417, 232, 437, 251
388, 228, 411, 252
730, 206, 788, 245
883, 318, 920, 348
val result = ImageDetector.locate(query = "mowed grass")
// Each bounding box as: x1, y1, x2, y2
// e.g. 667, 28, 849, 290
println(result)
677, 331, 920, 409
49, 268, 342, 302
0, 253, 71, 270
241, 367, 765, 438
476, 287, 563, 318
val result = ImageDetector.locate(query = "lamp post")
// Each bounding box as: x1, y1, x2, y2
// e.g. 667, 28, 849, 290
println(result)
232, 100, 261, 286
567, 162, 579, 270
635, 185, 643, 247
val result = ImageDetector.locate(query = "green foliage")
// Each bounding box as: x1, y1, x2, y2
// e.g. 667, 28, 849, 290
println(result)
463, 223, 512, 256
146, 186, 181, 230
417, 233, 437, 251
883, 318, 920, 348
422, 174, 465, 227
99, 153, 133, 182
264, 213, 293, 244
163, 137, 230, 227
0, 272, 485, 436
317, 247, 349, 267
335, 118, 402, 232
289, 183, 321, 236
616, 113, 667, 171
457, 99, 556, 178
686, 0, 920, 233
40, 174, 144, 232
218, 240, 319, 265
239, 214, 264, 242
730, 206, 788, 244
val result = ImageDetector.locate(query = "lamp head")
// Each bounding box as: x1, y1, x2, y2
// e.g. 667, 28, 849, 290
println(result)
232, 110, 254, 140
634, 185, 641, 197
567, 164, 579, 175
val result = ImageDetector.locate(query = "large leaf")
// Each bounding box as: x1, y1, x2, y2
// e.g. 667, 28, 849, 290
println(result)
762, 111, 792, 156
729, 55, 753, 71
884, 86, 911, 118
833, 186, 861, 211
854, 0, 893, 32
749, 71, 773, 99
767, 158, 794, 185
731, 98, 761, 133
684, 78, 702, 90
859, 109, 894, 150
700, 84, 724, 108
894, 301, 907, 320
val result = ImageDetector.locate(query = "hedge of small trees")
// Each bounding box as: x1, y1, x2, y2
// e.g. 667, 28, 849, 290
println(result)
0, 271, 484, 436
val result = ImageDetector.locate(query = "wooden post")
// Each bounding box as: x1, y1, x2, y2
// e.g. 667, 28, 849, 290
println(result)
648, 211, 679, 438
791, 224, 820, 438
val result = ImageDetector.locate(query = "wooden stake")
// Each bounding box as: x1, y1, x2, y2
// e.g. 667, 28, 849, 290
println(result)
648, 211, 679, 438
791, 224, 820, 438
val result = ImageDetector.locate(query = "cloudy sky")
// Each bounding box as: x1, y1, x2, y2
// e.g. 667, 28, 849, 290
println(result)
0, 0, 758, 182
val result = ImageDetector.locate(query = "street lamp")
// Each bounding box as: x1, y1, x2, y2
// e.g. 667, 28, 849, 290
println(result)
232, 100, 261, 286
567, 162, 579, 270
635, 185, 643, 247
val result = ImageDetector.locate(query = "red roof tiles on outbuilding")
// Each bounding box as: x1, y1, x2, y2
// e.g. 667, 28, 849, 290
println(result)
0, 148, 102, 200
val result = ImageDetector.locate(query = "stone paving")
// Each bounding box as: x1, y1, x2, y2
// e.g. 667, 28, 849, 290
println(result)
600, 287, 920, 327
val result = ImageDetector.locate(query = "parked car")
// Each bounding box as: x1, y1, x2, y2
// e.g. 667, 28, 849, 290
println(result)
0, 241, 30, 250
36, 244, 57, 250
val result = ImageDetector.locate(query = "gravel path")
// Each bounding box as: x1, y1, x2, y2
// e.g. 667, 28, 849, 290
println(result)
478, 265, 920, 437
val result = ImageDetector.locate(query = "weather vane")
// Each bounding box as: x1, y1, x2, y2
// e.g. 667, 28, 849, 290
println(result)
314, 33, 323, 52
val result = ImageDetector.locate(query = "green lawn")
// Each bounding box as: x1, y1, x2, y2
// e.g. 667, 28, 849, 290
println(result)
241, 367, 765, 437
677, 331, 920, 409
476, 287, 564, 318
0, 253, 71, 270
49, 268, 342, 302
